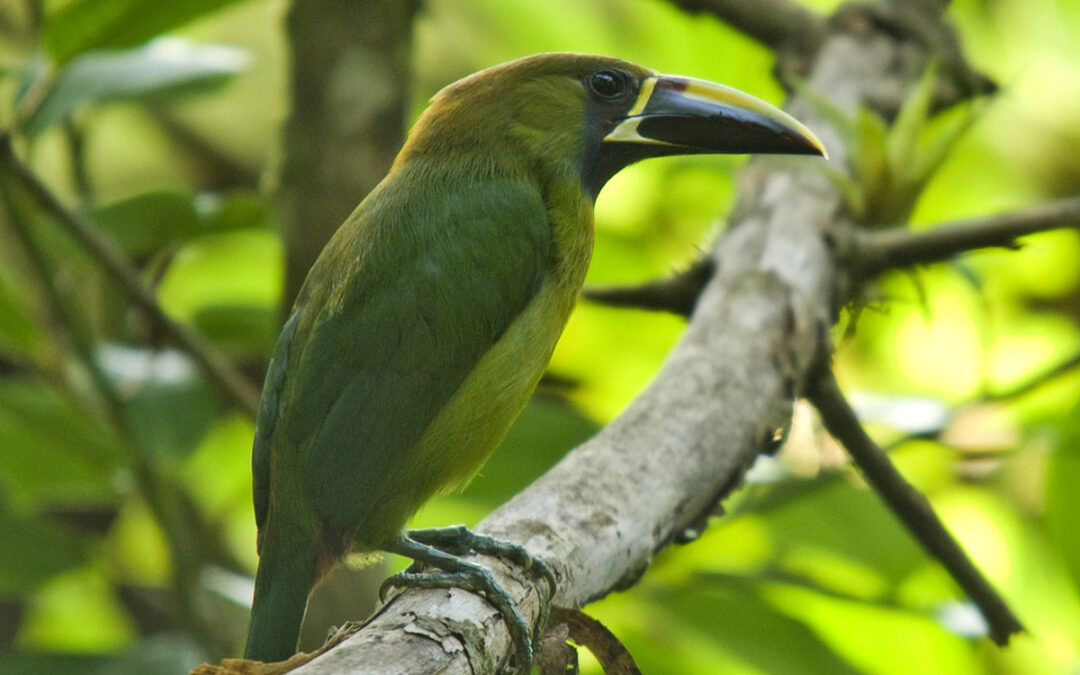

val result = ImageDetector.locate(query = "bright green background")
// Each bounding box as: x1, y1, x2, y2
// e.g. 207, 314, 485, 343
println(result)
0, 0, 1078, 672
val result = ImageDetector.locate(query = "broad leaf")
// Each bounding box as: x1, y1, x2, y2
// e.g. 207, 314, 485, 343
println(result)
92, 189, 270, 257
0, 511, 91, 594
25, 38, 248, 136
97, 344, 217, 461
0, 379, 126, 505
45, 0, 246, 65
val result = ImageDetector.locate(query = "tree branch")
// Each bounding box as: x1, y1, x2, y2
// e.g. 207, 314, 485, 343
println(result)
666, 0, 826, 56
856, 195, 1080, 278
806, 368, 1024, 645
0, 134, 261, 418
582, 257, 713, 316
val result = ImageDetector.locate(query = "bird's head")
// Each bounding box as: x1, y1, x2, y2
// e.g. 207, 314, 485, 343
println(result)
401, 53, 826, 198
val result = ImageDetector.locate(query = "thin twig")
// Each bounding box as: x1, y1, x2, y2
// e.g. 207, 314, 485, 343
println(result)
149, 108, 261, 189
583, 257, 714, 316
0, 134, 261, 418
983, 350, 1080, 403
806, 368, 1024, 645
878, 349, 1080, 452
856, 196, 1080, 278
735, 348, 1080, 519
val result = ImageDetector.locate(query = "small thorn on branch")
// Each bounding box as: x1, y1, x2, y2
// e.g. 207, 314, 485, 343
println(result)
806, 367, 1024, 646
583, 257, 715, 316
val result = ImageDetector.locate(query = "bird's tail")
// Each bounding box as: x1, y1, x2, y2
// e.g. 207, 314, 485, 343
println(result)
243, 530, 319, 663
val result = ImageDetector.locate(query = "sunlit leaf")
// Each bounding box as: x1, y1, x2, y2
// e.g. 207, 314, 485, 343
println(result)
92, 190, 270, 257
25, 38, 249, 136
97, 344, 217, 461
16, 568, 135, 652
157, 230, 281, 357
1045, 407, 1080, 591
0, 379, 126, 505
755, 478, 926, 585
765, 584, 982, 675
45, 0, 247, 65
92, 191, 200, 256
646, 582, 861, 674
180, 415, 254, 519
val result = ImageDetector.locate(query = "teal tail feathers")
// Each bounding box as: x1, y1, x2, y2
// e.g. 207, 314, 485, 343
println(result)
243, 535, 318, 662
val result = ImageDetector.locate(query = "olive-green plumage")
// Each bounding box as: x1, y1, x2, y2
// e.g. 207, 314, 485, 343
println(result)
244, 53, 824, 663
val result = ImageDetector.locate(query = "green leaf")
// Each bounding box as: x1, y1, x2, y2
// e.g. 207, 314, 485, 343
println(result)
648, 582, 861, 674
92, 190, 269, 257
852, 106, 889, 219
0, 378, 127, 505
908, 101, 984, 193
45, 0, 247, 65
0, 264, 47, 359
189, 304, 277, 358
92, 191, 201, 257
1046, 407, 1080, 591
25, 38, 248, 136
196, 191, 271, 234
765, 584, 982, 675
96, 344, 217, 461
886, 62, 938, 177
756, 477, 926, 586
0, 510, 92, 594
156, 229, 282, 353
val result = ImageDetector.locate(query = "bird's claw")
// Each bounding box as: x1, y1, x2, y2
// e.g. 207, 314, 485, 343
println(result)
408, 526, 557, 599
383, 528, 557, 673
381, 566, 534, 672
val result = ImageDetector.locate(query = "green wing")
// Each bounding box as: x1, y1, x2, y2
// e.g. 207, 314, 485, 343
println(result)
251, 309, 300, 550
253, 175, 551, 551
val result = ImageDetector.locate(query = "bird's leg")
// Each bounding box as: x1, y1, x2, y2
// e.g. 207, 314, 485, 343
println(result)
405, 525, 557, 640
407, 525, 557, 594
380, 529, 554, 673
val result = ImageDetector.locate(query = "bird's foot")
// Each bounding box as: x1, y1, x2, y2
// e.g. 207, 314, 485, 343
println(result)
380, 529, 555, 674
407, 525, 557, 597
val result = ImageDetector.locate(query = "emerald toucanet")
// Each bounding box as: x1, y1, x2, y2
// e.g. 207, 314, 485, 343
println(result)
244, 52, 825, 665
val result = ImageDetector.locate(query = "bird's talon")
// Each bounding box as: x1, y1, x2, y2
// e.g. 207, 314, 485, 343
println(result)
378, 576, 400, 604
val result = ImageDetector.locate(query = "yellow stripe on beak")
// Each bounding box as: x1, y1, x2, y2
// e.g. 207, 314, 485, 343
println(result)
604, 75, 827, 159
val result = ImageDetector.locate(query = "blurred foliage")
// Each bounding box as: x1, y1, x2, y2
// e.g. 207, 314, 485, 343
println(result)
0, 0, 1077, 673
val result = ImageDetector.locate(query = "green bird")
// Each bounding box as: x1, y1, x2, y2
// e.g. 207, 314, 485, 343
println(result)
244, 52, 825, 666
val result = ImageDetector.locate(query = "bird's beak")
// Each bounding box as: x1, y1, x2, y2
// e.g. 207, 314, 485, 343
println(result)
605, 75, 827, 158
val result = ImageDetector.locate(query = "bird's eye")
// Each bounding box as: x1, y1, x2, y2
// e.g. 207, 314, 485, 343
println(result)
587, 70, 628, 100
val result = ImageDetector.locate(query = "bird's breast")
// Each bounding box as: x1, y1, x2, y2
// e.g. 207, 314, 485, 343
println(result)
409, 271, 580, 492
412, 183, 594, 494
